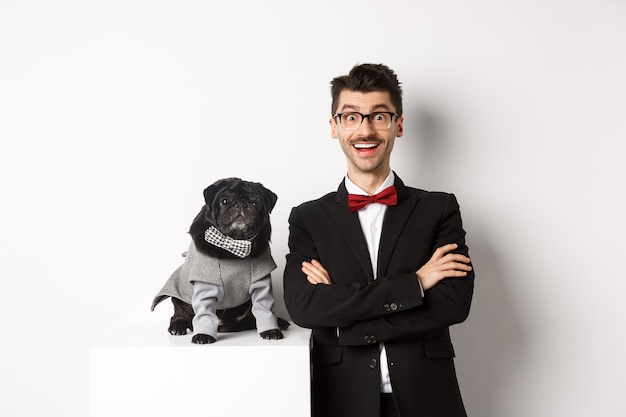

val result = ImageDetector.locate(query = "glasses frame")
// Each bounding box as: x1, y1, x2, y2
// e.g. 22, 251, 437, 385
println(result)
333, 111, 400, 131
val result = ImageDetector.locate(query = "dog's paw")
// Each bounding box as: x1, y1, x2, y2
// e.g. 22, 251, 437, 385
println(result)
191, 334, 216, 344
277, 317, 291, 331
168, 320, 192, 336
260, 329, 284, 340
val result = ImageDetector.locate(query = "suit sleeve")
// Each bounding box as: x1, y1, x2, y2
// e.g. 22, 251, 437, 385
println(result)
283, 205, 424, 329
338, 194, 475, 345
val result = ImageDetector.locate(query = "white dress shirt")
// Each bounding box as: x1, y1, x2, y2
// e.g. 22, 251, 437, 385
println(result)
344, 171, 395, 394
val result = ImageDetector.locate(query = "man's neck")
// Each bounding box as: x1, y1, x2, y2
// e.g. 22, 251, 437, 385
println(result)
346, 169, 393, 195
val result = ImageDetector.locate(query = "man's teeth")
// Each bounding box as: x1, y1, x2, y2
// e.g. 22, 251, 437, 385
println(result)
354, 143, 378, 149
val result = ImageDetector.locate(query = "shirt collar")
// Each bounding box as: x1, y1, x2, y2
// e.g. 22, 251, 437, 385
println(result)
344, 171, 395, 196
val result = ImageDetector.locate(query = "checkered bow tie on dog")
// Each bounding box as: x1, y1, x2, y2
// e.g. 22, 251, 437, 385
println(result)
204, 226, 254, 258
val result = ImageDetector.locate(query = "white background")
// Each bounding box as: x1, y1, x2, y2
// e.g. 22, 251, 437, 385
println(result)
1, 1, 625, 416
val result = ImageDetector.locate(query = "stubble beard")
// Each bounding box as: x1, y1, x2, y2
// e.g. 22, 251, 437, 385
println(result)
346, 138, 392, 176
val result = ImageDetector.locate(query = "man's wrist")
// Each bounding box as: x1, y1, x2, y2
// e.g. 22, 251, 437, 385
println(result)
417, 276, 424, 297
415, 272, 425, 296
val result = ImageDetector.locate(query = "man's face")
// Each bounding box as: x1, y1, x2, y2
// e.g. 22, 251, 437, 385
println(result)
330, 90, 403, 179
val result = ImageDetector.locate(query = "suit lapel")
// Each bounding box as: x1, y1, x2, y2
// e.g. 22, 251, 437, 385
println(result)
377, 176, 420, 278
326, 181, 375, 282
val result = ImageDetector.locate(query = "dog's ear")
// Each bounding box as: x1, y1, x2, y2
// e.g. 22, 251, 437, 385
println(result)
254, 182, 278, 213
203, 177, 241, 206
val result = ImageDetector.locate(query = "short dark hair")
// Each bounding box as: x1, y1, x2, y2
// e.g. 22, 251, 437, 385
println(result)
330, 63, 403, 116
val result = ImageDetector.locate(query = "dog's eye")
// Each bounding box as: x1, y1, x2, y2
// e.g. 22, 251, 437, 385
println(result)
251, 201, 259, 208
221, 198, 228, 205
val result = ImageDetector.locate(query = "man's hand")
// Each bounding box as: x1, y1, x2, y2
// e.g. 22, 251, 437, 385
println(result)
302, 259, 332, 285
416, 243, 472, 291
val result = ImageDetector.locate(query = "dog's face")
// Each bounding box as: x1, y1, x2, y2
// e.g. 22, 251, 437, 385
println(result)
203, 177, 277, 240
189, 177, 277, 258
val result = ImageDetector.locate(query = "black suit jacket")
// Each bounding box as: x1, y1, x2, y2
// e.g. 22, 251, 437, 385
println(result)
283, 174, 474, 417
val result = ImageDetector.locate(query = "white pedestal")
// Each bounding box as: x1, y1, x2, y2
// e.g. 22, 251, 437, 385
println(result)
90, 313, 311, 417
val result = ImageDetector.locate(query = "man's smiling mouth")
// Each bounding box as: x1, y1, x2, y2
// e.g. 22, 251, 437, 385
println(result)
353, 143, 379, 149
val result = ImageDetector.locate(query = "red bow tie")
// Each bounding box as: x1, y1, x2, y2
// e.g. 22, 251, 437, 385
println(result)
348, 186, 398, 212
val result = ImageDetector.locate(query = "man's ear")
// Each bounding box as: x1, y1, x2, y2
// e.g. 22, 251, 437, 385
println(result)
396, 115, 404, 138
330, 117, 339, 139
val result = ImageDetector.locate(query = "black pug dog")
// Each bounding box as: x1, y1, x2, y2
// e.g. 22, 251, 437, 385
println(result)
151, 177, 289, 344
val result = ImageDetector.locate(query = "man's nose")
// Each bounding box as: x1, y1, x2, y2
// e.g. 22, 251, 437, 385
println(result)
358, 116, 376, 134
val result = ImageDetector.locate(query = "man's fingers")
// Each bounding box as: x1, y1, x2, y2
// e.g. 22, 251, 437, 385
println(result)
438, 257, 472, 272
432, 243, 459, 259
302, 265, 325, 283
305, 272, 328, 284
440, 253, 471, 266
417, 244, 472, 290
441, 243, 459, 251
310, 259, 329, 274
302, 260, 332, 285
442, 269, 470, 277
307, 275, 323, 285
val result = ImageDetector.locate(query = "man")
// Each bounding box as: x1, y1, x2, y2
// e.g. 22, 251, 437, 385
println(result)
283, 63, 474, 417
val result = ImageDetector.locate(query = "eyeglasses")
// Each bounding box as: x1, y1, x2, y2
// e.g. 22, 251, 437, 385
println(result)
333, 111, 399, 131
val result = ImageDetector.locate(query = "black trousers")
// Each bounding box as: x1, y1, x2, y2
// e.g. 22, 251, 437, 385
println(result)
380, 393, 399, 417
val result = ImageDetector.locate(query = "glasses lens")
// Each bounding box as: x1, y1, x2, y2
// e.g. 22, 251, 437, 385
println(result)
371, 112, 391, 129
340, 112, 361, 130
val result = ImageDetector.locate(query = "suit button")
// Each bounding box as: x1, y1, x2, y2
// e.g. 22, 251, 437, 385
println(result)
364, 336, 371, 344
383, 304, 391, 312
390, 303, 398, 311
369, 359, 377, 368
